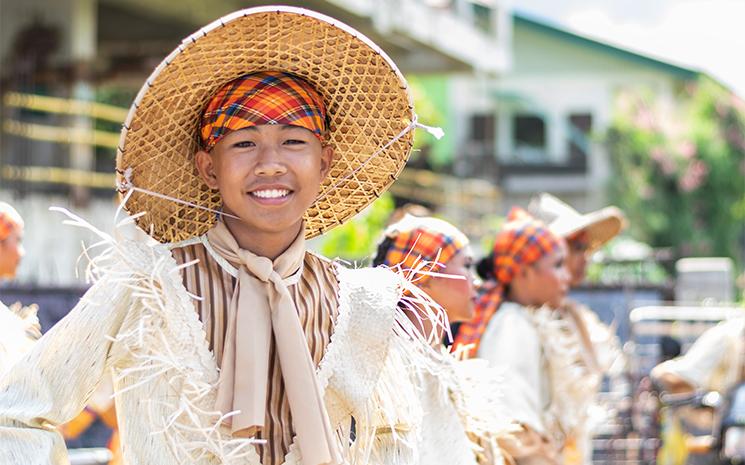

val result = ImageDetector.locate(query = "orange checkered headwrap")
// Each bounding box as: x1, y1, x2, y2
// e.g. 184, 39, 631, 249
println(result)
200, 71, 327, 151
374, 215, 469, 286
452, 207, 562, 357
0, 202, 23, 241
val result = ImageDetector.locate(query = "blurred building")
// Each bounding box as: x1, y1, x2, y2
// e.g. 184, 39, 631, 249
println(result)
0, 0, 509, 285
433, 11, 701, 213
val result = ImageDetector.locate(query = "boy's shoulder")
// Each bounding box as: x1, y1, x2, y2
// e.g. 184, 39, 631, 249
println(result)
305, 252, 400, 284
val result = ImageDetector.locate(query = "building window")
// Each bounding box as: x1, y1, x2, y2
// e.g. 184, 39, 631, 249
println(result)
471, 3, 494, 34
463, 113, 497, 178
513, 114, 546, 161
567, 113, 592, 166
468, 113, 496, 157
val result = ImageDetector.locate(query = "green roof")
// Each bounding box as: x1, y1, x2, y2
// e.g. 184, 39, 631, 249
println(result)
513, 11, 700, 80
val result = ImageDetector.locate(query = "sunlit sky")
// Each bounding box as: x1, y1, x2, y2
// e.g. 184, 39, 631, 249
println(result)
512, 0, 745, 97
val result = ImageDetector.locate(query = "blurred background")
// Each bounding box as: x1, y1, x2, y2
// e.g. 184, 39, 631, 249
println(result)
1, 0, 743, 313
1, 0, 744, 289
1, 1, 744, 463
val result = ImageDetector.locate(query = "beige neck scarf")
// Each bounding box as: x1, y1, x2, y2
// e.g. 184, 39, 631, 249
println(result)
207, 221, 342, 465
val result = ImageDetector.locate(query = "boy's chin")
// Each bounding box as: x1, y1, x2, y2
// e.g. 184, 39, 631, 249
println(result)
226, 214, 304, 236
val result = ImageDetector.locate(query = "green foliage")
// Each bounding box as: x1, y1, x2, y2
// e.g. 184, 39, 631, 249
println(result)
312, 194, 395, 263
607, 78, 745, 268
407, 76, 445, 151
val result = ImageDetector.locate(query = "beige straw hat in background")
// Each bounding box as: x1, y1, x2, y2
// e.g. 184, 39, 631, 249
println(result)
528, 193, 627, 252
116, 6, 416, 243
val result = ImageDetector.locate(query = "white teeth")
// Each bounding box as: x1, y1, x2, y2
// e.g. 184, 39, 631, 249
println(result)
252, 189, 290, 199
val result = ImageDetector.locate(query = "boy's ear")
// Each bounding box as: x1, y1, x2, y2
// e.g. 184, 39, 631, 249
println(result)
319, 145, 334, 179
195, 150, 219, 189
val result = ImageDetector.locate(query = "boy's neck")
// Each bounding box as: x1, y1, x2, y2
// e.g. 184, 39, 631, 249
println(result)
223, 218, 304, 260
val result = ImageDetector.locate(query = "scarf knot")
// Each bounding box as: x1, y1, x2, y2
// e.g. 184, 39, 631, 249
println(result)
206, 221, 342, 465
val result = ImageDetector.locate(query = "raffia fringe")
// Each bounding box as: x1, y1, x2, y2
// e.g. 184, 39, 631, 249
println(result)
52, 205, 259, 464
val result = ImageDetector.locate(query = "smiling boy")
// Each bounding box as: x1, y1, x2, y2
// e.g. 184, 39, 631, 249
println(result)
0, 8, 444, 465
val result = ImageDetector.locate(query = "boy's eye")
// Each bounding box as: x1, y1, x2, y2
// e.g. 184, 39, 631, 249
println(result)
233, 140, 256, 148
283, 139, 306, 145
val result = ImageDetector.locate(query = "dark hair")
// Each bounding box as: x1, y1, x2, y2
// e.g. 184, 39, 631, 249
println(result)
476, 254, 496, 280
659, 335, 682, 361
372, 235, 395, 267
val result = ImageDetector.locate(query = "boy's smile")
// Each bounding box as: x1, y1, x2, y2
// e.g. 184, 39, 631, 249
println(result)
195, 124, 333, 257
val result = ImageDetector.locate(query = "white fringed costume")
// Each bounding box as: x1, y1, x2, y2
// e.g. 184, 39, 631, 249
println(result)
478, 302, 621, 465
0, 301, 40, 376
0, 212, 508, 465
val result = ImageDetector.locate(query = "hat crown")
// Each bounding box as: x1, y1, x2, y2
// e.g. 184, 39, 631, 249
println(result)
528, 193, 582, 227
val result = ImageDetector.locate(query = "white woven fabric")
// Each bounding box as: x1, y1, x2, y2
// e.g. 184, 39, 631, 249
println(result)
416, 353, 513, 465
0, 301, 39, 376
0, 211, 446, 465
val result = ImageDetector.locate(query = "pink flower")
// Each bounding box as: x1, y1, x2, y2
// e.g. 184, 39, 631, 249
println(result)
731, 94, 745, 113
651, 147, 677, 176
635, 107, 657, 130
677, 141, 696, 160
716, 102, 728, 118
679, 159, 709, 192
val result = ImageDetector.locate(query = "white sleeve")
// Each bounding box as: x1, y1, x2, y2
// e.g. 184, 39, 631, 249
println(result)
478, 305, 547, 434
0, 304, 37, 375
657, 319, 744, 390
0, 270, 133, 464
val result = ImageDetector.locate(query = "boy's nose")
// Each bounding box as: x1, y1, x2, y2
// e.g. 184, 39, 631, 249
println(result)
254, 145, 288, 176
254, 162, 287, 176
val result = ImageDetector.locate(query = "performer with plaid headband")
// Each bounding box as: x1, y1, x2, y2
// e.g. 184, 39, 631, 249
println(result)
453, 207, 571, 465
0, 8, 450, 465
528, 193, 626, 465
0, 202, 40, 376
373, 214, 475, 326
0, 202, 24, 280
372, 214, 516, 465
453, 208, 564, 357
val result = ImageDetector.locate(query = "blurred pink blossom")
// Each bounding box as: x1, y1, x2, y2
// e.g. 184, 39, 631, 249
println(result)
679, 159, 709, 192
677, 141, 697, 160
634, 106, 657, 130
731, 94, 745, 113
716, 102, 728, 118
651, 147, 677, 175
725, 127, 745, 150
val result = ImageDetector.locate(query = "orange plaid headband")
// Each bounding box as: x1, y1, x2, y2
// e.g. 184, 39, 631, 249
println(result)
200, 71, 327, 151
0, 203, 23, 241
453, 207, 561, 357
376, 215, 469, 285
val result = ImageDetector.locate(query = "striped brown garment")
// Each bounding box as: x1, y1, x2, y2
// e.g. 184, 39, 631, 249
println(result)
171, 240, 340, 465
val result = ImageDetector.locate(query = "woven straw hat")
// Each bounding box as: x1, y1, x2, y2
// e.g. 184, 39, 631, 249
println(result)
116, 6, 416, 243
527, 193, 626, 252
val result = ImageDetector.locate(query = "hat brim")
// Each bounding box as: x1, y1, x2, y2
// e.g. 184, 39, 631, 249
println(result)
116, 6, 414, 243
554, 207, 626, 252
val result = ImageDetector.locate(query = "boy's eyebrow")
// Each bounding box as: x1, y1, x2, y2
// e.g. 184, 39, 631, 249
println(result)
235, 125, 299, 133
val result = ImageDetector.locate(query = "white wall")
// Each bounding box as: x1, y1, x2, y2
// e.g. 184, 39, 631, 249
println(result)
0, 191, 117, 286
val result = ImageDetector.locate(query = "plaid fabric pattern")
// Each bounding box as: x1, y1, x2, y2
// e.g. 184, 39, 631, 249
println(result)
453, 207, 561, 357
200, 71, 327, 151
379, 215, 469, 285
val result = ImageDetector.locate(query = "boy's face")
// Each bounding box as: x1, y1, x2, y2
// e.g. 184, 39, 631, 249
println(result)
0, 227, 24, 279
195, 124, 333, 237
